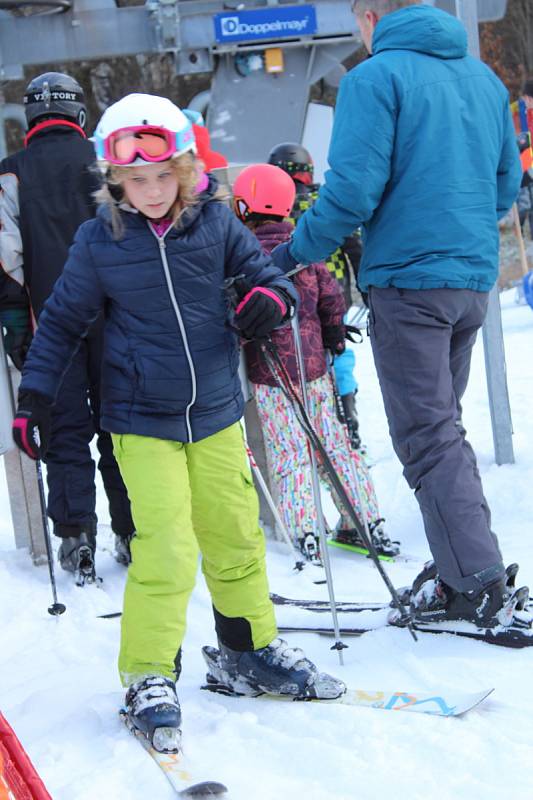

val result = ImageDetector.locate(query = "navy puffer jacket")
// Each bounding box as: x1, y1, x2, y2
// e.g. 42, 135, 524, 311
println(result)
20, 179, 297, 443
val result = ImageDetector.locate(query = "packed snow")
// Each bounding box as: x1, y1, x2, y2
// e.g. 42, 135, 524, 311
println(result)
1, 289, 532, 799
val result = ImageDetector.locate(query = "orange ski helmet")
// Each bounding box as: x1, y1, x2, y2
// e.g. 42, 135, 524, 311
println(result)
233, 163, 296, 222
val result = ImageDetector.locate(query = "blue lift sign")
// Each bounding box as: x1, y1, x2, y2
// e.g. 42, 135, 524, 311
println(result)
214, 5, 318, 45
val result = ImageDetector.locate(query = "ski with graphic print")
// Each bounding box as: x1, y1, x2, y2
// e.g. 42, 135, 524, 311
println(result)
201, 645, 493, 717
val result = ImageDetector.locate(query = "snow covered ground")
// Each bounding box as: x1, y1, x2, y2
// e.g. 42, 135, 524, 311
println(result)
1, 288, 532, 800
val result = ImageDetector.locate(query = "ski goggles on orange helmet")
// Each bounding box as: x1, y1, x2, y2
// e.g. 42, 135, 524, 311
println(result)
96, 124, 195, 165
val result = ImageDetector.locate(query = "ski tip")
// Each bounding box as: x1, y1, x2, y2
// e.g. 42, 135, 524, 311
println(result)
465, 687, 495, 711
441, 687, 495, 717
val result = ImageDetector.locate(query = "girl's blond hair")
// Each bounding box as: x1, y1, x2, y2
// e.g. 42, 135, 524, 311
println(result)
95, 152, 199, 239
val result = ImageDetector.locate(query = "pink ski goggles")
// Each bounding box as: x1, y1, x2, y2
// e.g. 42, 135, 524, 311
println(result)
98, 125, 194, 165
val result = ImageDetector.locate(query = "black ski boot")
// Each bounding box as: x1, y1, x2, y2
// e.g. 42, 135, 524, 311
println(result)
369, 519, 400, 557
202, 638, 346, 700
297, 532, 322, 564
341, 391, 361, 450
114, 532, 134, 566
400, 561, 528, 608
335, 518, 400, 558
123, 676, 181, 753
410, 563, 531, 630
57, 525, 97, 586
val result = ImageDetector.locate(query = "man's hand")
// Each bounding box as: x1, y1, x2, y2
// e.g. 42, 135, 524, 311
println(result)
271, 241, 299, 274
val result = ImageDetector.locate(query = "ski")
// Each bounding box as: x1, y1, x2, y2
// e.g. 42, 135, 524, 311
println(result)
327, 538, 418, 563
98, 592, 395, 621
328, 537, 395, 561
120, 711, 228, 798
201, 646, 493, 717
272, 570, 533, 614
271, 587, 533, 647
393, 613, 533, 649
270, 592, 390, 613
277, 624, 368, 637
277, 618, 533, 648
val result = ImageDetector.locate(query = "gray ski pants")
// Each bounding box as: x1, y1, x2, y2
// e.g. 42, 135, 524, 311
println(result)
368, 286, 505, 594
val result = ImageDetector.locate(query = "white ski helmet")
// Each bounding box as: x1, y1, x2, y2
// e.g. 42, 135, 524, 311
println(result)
93, 93, 196, 166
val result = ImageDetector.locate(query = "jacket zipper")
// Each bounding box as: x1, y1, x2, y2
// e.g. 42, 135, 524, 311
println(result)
149, 223, 197, 443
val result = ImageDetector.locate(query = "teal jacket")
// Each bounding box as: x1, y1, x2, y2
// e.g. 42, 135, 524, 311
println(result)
291, 5, 522, 292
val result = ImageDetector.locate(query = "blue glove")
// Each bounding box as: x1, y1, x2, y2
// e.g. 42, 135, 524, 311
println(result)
270, 241, 299, 275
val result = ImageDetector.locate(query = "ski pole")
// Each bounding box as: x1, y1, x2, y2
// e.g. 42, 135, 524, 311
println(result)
345, 304, 368, 330
261, 338, 417, 641
244, 440, 305, 572
2, 332, 65, 617
35, 459, 66, 616
290, 315, 348, 664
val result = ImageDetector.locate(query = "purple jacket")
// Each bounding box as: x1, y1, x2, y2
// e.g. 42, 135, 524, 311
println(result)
244, 221, 346, 387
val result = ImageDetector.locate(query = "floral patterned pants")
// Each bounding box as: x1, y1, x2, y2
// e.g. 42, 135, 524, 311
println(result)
253, 374, 380, 544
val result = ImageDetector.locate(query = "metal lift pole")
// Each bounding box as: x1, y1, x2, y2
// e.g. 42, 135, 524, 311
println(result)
455, 0, 515, 465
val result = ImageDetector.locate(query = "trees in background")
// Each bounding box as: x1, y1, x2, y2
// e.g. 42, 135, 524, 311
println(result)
480, 0, 533, 97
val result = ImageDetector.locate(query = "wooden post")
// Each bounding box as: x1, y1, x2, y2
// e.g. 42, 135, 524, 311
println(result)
511, 202, 530, 277
0, 335, 47, 564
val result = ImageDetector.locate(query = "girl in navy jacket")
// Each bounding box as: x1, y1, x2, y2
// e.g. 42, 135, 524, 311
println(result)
12, 94, 345, 752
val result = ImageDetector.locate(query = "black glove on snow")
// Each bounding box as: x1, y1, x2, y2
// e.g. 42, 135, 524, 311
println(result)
322, 324, 346, 355
234, 286, 290, 339
12, 390, 53, 460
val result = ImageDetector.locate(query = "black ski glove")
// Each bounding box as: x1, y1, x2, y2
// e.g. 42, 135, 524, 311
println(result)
0, 309, 33, 371
12, 390, 53, 460
322, 324, 346, 355
234, 286, 291, 340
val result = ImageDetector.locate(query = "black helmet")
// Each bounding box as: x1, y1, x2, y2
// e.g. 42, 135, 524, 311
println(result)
268, 142, 314, 185
24, 72, 87, 130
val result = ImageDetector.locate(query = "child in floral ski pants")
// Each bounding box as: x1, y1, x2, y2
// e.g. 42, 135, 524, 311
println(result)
233, 163, 399, 560
254, 374, 380, 545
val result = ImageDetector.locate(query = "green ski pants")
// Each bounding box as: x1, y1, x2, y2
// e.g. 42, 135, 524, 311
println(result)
112, 422, 278, 686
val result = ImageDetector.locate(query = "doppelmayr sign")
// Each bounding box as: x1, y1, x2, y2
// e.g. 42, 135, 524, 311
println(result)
213, 4, 318, 45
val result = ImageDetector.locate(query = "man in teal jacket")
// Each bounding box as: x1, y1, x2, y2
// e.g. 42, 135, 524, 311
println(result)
272, 1, 525, 633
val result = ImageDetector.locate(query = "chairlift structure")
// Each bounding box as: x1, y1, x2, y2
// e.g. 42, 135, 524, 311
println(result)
0, 0, 515, 559
0, 0, 508, 160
